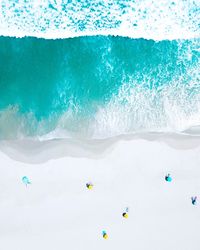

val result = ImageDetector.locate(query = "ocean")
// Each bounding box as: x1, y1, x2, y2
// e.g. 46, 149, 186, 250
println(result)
0, 0, 199, 140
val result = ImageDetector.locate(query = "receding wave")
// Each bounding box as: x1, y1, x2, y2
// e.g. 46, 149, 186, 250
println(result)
0, 0, 199, 40
0, 36, 199, 140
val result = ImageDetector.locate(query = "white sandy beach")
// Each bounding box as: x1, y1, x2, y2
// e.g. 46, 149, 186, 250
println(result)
0, 134, 200, 250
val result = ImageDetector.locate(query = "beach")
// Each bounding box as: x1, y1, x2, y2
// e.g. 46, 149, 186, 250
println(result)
0, 134, 200, 250
0, 0, 199, 248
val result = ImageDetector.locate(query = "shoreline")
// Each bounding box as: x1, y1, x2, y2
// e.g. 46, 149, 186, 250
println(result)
1, 132, 200, 164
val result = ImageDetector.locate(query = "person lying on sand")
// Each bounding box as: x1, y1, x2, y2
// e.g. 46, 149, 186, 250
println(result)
165, 174, 172, 182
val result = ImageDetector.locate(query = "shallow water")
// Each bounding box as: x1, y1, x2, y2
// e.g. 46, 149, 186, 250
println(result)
0, 36, 199, 139
0, 0, 199, 140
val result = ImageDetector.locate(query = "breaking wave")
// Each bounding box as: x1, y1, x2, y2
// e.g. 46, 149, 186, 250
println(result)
0, 36, 199, 140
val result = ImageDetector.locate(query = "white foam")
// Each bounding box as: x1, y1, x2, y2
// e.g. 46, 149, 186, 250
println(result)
90, 63, 200, 138
0, 0, 199, 40
1, 74, 200, 141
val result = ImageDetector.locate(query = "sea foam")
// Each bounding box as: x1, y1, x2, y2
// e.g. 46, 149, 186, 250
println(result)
0, 37, 199, 140
0, 0, 199, 40
0, 1, 199, 140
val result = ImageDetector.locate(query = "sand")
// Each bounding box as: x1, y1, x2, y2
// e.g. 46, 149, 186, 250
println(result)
0, 134, 200, 250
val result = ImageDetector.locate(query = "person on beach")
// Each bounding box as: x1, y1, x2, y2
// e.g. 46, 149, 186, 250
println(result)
191, 196, 197, 205
22, 176, 31, 187
165, 174, 172, 182
122, 207, 129, 218
86, 182, 93, 190
122, 212, 128, 218
102, 230, 108, 239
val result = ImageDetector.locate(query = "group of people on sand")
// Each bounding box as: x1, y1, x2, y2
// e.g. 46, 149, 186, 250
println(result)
21, 174, 197, 240
85, 181, 129, 239
165, 174, 197, 205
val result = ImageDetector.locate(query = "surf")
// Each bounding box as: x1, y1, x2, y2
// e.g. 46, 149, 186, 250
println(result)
0, 36, 199, 140
0, 0, 199, 41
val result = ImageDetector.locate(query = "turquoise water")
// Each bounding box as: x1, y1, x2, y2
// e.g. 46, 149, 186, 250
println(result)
0, 36, 199, 139
0, 0, 199, 139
